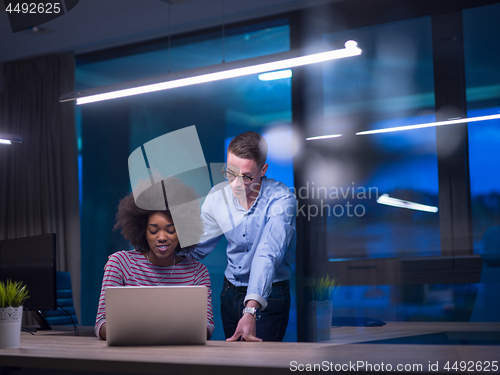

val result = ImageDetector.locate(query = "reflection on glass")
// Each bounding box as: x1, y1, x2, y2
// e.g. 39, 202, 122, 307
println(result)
75, 20, 290, 91
77, 20, 295, 340
463, 3, 500, 254
320, 17, 439, 260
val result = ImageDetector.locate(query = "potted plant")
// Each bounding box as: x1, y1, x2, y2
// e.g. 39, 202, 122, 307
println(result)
306, 275, 338, 342
0, 280, 29, 349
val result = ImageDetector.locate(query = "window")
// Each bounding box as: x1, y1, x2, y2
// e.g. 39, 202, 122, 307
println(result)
463, 3, 500, 253
76, 19, 296, 340
321, 17, 439, 261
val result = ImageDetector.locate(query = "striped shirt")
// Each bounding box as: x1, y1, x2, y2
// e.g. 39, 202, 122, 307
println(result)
95, 250, 214, 339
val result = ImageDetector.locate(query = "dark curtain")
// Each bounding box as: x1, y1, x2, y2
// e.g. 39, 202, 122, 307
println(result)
0, 53, 81, 321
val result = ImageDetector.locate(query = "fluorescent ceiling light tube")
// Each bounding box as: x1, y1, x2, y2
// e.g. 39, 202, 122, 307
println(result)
60, 41, 361, 105
356, 113, 500, 135
0, 133, 23, 144
377, 194, 438, 213
306, 134, 342, 141
258, 69, 292, 81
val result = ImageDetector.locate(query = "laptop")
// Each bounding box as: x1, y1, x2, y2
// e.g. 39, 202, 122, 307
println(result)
105, 286, 207, 346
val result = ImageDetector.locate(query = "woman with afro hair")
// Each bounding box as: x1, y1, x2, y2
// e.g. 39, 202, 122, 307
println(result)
95, 178, 214, 340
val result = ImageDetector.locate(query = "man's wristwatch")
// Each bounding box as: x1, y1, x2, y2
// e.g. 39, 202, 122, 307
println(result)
242, 307, 261, 321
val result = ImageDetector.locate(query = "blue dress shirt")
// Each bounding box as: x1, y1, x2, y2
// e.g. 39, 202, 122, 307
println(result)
185, 176, 296, 310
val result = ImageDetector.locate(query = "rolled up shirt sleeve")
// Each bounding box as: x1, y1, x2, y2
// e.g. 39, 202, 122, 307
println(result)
244, 194, 296, 310
183, 177, 296, 311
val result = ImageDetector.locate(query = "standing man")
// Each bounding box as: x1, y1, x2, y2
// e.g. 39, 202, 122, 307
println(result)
184, 131, 296, 342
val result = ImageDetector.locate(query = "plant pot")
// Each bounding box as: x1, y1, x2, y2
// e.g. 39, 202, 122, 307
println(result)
306, 300, 333, 342
0, 306, 23, 349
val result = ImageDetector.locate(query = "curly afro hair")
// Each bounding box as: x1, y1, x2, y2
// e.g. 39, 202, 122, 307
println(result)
114, 177, 204, 253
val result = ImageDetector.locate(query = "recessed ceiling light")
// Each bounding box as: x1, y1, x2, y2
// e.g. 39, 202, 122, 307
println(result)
258, 69, 292, 81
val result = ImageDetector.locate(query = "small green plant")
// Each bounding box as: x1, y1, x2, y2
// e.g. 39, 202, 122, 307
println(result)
308, 275, 338, 301
0, 280, 29, 308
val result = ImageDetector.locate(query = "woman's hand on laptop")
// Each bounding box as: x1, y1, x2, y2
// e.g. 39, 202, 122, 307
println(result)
99, 323, 107, 340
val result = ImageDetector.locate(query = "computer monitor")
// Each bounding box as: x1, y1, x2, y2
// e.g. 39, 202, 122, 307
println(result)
0, 234, 57, 328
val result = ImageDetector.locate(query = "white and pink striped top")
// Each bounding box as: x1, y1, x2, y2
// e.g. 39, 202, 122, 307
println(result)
95, 250, 214, 339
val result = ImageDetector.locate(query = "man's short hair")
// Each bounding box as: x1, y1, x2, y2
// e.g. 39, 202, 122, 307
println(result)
227, 131, 268, 167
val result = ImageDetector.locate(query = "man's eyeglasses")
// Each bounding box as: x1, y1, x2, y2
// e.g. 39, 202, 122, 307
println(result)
222, 164, 264, 184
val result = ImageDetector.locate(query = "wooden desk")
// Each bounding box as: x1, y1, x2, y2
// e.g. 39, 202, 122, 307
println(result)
1, 323, 499, 374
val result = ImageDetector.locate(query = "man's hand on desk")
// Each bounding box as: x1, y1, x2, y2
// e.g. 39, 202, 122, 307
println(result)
227, 300, 263, 342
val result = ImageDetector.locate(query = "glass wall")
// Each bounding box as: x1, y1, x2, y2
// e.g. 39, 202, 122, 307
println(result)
76, 19, 296, 340
298, 7, 498, 325
302, 15, 477, 324
463, 3, 500, 253
76, 21, 290, 89
321, 17, 439, 261
75, 1, 500, 342
463, 3, 500, 322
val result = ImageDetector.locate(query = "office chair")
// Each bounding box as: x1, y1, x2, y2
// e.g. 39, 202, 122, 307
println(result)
43, 271, 79, 326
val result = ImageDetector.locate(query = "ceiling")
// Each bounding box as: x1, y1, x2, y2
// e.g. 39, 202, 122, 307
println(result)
0, 0, 334, 64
